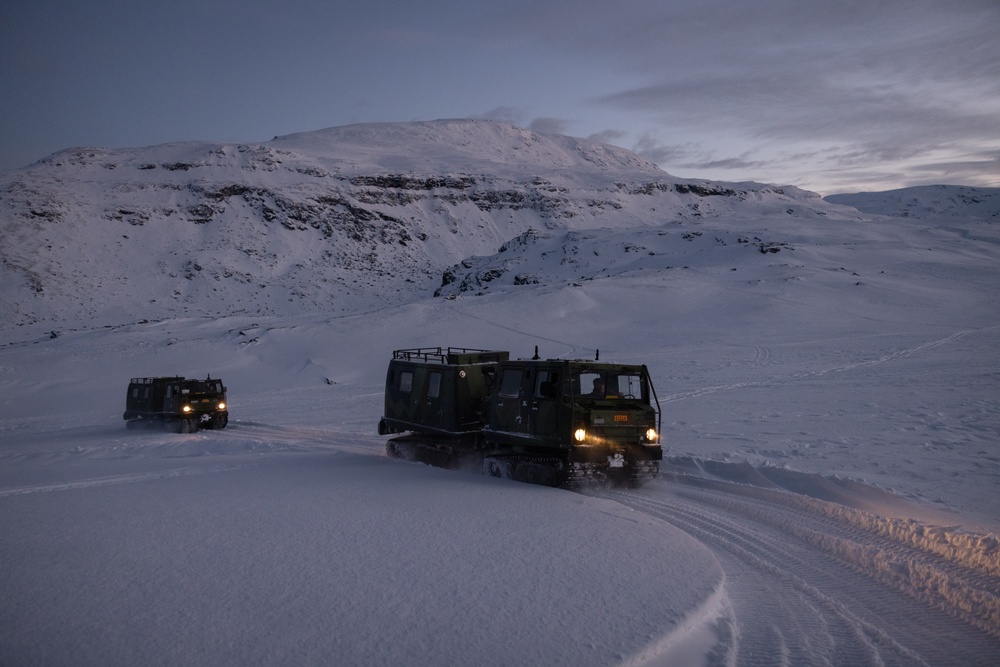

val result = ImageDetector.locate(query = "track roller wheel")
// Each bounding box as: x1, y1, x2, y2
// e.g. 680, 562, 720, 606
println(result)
482, 458, 513, 479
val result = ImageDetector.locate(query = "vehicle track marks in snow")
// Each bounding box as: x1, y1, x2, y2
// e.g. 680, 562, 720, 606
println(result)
0, 464, 244, 497
661, 329, 979, 403
601, 475, 1000, 666
0, 423, 383, 498
750, 346, 771, 364
220, 421, 383, 457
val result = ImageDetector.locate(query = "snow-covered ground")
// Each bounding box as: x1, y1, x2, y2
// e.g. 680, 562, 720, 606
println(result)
2, 122, 999, 664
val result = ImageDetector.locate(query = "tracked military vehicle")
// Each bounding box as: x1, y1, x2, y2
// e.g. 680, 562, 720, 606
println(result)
378, 347, 662, 487
124, 376, 229, 432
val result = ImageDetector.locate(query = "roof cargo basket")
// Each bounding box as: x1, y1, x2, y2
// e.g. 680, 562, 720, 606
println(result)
392, 347, 509, 365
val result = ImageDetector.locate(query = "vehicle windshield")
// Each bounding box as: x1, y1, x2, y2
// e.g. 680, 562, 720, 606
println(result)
181, 380, 224, 395
573, 370, 646, 401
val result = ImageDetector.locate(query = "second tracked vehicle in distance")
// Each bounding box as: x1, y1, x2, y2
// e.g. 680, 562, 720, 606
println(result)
378, 347, 662, 488
124, 375, 229, 432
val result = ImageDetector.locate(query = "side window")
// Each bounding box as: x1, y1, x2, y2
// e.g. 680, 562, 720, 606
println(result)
427, 371, 442, 398
399, 371, 413, 393
534, 370, 559, 399
499, 369, 522, 398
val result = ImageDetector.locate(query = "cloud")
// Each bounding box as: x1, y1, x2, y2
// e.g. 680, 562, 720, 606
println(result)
629, 134, 769, 177
527, 117, 571, 135
472, 110, 572, 137
908, 149, 1000, 187
494, 0, 1000, 192
4, 0, 998, 192
587, 129, 627, 145
478, 107, 528, 125
629, 134, 700, 166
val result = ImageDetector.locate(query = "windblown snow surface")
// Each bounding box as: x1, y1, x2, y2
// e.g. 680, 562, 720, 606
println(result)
1, 121, 999, 665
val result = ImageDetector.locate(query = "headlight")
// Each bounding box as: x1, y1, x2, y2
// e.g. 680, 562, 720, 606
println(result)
646, 428, 658, 442
217, 402, 226, 410
182, 405, 192, 413
574, 428, 587, 442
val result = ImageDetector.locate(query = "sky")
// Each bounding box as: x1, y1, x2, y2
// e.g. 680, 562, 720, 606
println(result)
2, 0, 998, 195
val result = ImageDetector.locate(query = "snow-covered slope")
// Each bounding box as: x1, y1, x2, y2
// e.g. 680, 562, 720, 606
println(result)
1, 119, 855, 331
826, 184, 1000, 219
2, 121, 999, 665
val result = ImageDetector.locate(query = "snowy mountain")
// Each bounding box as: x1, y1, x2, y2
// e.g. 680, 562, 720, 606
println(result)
2, 120, 1000, 665
2, 119, 856, 330
826, 184, 1000, 219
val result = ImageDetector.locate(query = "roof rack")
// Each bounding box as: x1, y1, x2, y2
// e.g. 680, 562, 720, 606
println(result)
392, 347, 508, 365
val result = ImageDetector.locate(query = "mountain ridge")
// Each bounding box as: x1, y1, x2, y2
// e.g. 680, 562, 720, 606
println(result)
825, 184, 1000, 219
0, 120, 992, 333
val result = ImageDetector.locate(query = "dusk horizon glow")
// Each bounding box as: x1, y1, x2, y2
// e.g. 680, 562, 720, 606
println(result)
3, 0, 998, 195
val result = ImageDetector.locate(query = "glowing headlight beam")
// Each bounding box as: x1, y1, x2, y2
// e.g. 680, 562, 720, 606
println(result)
574, 428, 587, 442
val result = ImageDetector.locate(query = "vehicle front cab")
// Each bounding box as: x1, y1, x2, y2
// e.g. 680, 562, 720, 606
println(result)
566, 363, 661, 469
485, 359, 662, 464
172, 377, 228, 429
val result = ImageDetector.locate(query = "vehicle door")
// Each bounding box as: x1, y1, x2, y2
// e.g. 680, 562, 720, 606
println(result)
421, 369, 444, 430
492, 365, 529, 434
529, 366, 561, 440
162, 381, 182, 415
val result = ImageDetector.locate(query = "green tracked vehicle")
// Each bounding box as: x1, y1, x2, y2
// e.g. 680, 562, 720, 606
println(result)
378, 347, 662, 488
124, 376, 229, 433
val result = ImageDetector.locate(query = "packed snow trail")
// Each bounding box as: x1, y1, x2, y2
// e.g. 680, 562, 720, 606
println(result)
601, 474, 1000, 666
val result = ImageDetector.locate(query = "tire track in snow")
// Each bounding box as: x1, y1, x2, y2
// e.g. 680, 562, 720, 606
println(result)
612, 490, 925, 665
0, 464, 245, 497
751, 346, 771, 364
602, 475, 1000, 666
219, 421, 383, 457
0, 423, 381, 498
661, 329, 977, 403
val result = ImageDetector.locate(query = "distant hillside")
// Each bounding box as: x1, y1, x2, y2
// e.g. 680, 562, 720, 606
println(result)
0, 120, 855, 331
825, 185, 1000, 219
